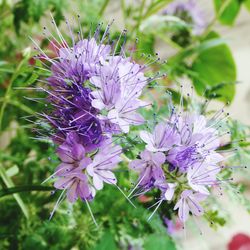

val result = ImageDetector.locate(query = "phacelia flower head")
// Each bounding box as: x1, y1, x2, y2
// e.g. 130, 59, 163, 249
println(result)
32, 16, 163, 219
129, 89, 236, 225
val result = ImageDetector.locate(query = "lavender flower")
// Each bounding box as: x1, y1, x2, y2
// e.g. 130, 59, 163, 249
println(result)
32, 16, 237, 228
53, 136, 122, 202
90, 56, 149, 133
164, 0, 206, 35
50, 37, 111, 84
129, 150, 166, 188
140, 122, 180, 152
53, 133, 94, 202
54, 167, 94, 203
154, 179, 176, 201
174, 190, 207, 222
166, 113, 223, 172
86, 140, 122, 190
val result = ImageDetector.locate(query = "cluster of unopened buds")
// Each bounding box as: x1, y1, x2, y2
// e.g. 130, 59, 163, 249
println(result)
31, 16, 241, 227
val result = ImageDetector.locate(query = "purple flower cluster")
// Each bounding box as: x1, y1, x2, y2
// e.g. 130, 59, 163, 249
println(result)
53, 133, 122, 203
35, 20, 153, 212
129, 108, 226, 223
32, 18, 237, 227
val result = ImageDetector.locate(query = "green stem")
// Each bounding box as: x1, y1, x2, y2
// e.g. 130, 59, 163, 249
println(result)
135, 0, 146, 35
156, 32, 183, 51
0, 166, 29, 218
0, 185, 54, 198
121, 0, 126, 25
8, 99, 34, 115
202, 0, 231, 39
143, 0, 172, 20
98, 0, 110, 16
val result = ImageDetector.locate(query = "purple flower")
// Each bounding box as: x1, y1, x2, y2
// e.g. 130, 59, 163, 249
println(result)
164, 0, 206, 35
51, 38, 111, 84
87, 140, 122, 190
154, 179, 176, 201
90, 56, 149, 133
43, 80, 104, 151
166, 113, 223, 173
54, 167, 95, 202
53, 133, 94, 202
187, 161, 223, 195
174, 190, 207, 222
107, 98, 146, 133
33, 19, 158, 217
129, 106, 227, 223
51, 133, 122, 204
140, 122, 180, 152
129, 150, 166, 188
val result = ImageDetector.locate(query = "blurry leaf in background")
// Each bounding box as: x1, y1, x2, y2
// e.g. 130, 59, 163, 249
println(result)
214, 0, 241, 25
206, 210, 226, 229
140, 15, 188, 33
144, 233, 176, 250
191, 31, 236, 103
13, 0, 65, 34
136, 33, 155, 57
93, 231, 117, 250
244, 0, 250, 11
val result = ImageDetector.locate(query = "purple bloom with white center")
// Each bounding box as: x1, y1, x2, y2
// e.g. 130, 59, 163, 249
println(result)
129, 103, 228, 224
129, 150, 166, 188
51, 37, 111, 84
140, 122, 180, 152
174, 190, 207, 222
164, 0, 207, 35
154, 179, 176, 201
166, 113, 223, 173
87, 140, 122, 190
90, 56, 149, 133
53, 133, 94, 202
187, 161, 224, 195
53, 136, 122, 203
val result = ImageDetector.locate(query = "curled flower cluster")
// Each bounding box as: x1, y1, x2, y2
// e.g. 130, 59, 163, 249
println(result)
33, 18, 160, 217
129, 105, 229, 223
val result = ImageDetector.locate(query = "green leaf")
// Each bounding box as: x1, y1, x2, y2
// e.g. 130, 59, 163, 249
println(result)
191, 31, 236, 103
144, 234, 176, 250
93, 231, 117, 250
136, 33, 155, 56
214, 0, 241, 25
